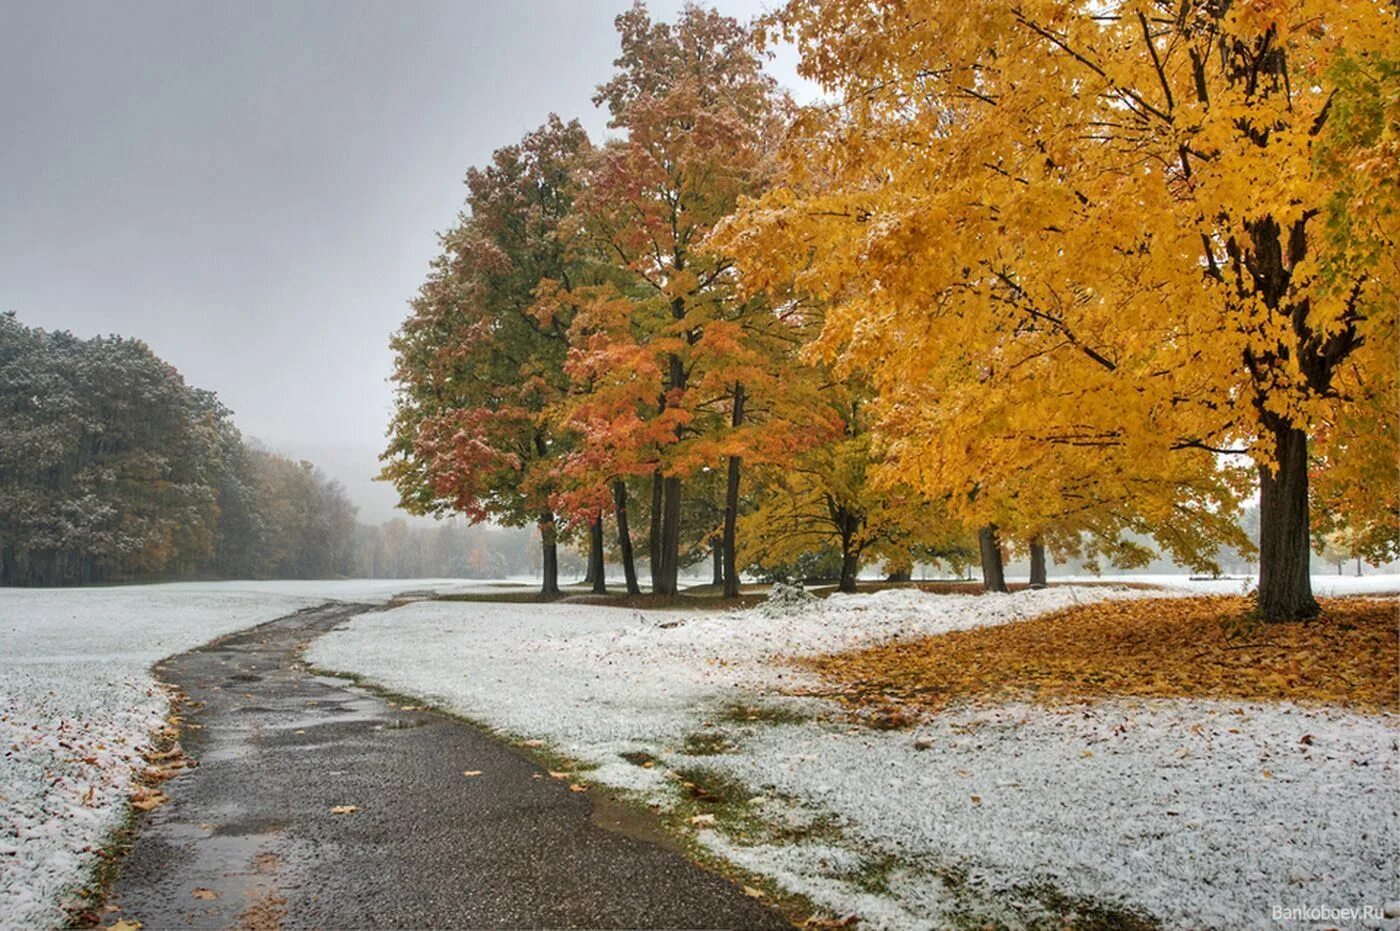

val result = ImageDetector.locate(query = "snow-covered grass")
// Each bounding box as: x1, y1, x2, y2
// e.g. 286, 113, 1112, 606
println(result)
0, 579, 485, 930
308, 580, 1400, 930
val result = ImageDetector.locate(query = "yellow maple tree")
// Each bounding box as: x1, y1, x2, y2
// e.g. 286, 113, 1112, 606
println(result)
723, 0, 1397, 618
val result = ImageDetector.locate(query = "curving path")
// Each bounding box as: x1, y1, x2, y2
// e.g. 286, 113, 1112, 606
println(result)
105, 600, 786, 929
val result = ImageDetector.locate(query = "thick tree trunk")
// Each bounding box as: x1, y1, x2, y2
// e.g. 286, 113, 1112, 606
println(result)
1256, 420, 1318, 620
589, 516, 607, 594
612, 480, 641, 595
1029, 539, 1047, 588
838, 550, 859, 594
978, 525, 1008, 593
656, 475, 682, 596
539, 511, 560, 597
711, 541, 723, 585
722, 382, 745, 599
885, 567, 912, 583
648, 470, 663, 592
837, 509, 861, 594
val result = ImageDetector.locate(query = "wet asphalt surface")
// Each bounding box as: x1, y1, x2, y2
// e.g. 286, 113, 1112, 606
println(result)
106, 600, 788, 930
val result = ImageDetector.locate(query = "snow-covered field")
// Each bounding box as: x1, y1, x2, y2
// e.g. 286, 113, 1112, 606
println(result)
0, 579, 483, 930
309, 578, 1400, 930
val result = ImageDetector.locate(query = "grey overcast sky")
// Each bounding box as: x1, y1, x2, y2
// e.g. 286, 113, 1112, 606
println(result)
0, 0, 808, 523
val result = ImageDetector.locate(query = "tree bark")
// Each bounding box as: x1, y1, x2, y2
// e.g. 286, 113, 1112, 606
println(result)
657, 475, 682, 596
722, 382, 745, 599
539, 511, 560, 597
612, 480, 640, 595
589, 516, 607, 594
1256, 419, 1318, 620
1029, 538, 1047, 588
885, 567, 912, 583
837, 509, 861, 594
648, 469, 663, 592
978, 525, 1008, 593
711, 540, 723, 586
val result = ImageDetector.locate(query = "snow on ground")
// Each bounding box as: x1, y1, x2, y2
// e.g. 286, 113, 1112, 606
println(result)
0, 579, 487, 931
1062, 572, 1400, 598
309, 580, 1400, 930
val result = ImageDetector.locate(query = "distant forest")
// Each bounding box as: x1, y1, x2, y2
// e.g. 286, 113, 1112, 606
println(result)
0, 313, 537, 586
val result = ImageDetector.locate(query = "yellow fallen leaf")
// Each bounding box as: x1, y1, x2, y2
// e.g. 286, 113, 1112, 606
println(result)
131, 791, 168, 812
548, 771, 571, 780
462, 770, 483, 777
106, 921, 142, 931
569, 783, 587, 793
329, 805, 359, 815
191, 888, 218, 900
743, 886, 765, 898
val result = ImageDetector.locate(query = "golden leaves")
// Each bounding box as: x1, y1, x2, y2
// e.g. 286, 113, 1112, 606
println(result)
804, 596, 1399, 714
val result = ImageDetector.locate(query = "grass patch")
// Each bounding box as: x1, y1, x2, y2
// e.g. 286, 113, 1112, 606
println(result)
682, 731, 737, 756
804, 595, 1399, 713
716, 702, 815, 727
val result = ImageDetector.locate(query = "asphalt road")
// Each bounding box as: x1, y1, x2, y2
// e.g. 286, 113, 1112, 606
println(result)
105, 600, 788, 930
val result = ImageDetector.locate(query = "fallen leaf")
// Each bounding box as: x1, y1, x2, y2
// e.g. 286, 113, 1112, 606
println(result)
462, 770, 483, 777
691, 813, 716, 825
106, 922, 142, 931
548, 771, 571, 780
521, 739, 545, 748
131, 790, 168, 812
569, 783, 587, 793
743, 886, 765, 898
191, 888, 218, 900
329, 805, 359, 815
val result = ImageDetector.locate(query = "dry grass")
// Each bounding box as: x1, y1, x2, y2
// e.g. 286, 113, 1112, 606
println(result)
801, 596, 1399, 715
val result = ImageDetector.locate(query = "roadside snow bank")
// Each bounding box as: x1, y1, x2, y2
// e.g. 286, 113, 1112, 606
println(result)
0, 579, 480, 930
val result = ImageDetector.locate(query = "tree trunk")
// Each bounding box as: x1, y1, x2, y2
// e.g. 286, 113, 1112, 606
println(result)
1029, 538, 1047, 588
1356, 555, 1362, 577
722, 382, 745, 599
711, 540, 723, 586
612, 480, 640, 595
886, 567, 912, 583
648, 470, 663, 592
978, 525, 1008, 593
656, 475, 682, 596
589, 516, 607, 594
1256, 420, 1318, 620
837, 509, 861, 594
539, 511, 559, 597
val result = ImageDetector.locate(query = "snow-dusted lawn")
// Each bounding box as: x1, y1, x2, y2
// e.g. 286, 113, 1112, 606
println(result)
0, 579, 482, 931
309, 580, 1400, 930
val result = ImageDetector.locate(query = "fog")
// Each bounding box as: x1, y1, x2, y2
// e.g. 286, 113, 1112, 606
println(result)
0, 0, 806, 523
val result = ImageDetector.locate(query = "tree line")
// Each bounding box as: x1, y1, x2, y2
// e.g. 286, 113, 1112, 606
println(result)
0, 313, 520, 586
383, 1, 1396, 617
